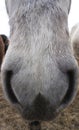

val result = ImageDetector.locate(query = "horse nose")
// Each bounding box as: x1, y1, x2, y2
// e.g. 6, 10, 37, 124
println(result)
2, 56, 79, 106
1, 52, 79, 121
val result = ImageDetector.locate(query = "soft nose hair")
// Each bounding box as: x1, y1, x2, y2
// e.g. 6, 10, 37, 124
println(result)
57, 55, 78, 73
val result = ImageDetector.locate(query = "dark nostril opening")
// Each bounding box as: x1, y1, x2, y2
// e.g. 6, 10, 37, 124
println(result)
61, 68, 78, 106
29, 121, 41, 130
4, 70, 18, 104
30, 121, 40, 126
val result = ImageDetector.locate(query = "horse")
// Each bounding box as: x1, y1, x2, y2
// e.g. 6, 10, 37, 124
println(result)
1, 0, 79, 129
70, 23, 79, 65
0, 35, 9, 68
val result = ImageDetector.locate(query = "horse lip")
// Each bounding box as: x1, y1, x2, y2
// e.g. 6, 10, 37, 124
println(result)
21, 109, 58, 121
19, 101, 60, 121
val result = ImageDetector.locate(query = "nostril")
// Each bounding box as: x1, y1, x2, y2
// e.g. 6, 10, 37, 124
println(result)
60, 68, 78, 108
3, 70, 18, 104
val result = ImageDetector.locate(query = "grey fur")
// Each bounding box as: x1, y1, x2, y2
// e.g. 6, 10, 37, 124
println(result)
1, 0, 78, 121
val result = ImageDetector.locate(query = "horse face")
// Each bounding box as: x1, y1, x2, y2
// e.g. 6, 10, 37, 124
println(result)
1, 0, 78, 121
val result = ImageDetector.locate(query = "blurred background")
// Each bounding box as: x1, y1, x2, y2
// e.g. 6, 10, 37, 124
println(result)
0, 0, 79, 37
